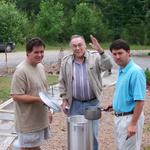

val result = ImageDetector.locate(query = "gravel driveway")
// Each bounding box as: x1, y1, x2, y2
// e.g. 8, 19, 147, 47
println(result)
0, 50, 150, 71
41, 86, 150, 150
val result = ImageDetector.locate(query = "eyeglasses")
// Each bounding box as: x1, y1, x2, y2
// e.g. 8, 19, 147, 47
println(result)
71, 43, 84, 49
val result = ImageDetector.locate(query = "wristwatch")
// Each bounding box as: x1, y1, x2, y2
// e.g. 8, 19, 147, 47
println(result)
99, 51, 104, 55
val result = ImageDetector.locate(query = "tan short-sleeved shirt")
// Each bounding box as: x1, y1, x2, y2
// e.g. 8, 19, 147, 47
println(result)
11, 60, 49, 133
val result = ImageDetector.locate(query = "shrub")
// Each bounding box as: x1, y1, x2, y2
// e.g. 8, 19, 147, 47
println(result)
145, 68, 150, 86
0, 1, 28, 43
35, 0, 64, 42
71, 3, 98, 41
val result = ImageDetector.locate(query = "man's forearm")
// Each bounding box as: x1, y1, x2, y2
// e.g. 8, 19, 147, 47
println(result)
12, 94, 42, 103
130, 101, 144, 126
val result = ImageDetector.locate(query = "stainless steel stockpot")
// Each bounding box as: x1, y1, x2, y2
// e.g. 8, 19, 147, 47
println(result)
84, 106, 101, 120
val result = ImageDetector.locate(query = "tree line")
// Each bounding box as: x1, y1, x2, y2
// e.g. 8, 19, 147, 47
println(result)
0, 0, 150, 45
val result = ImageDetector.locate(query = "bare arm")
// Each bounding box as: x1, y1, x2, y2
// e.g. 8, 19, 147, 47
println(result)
89, 35, 104, 53
90, 35, 113, 71
12, 94, 42, 104
48, 110, 53, 124
127, 101, 144, 138
61, 99, 70, 115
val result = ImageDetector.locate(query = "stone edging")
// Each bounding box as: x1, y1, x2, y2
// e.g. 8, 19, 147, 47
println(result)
130, 50, 150, 56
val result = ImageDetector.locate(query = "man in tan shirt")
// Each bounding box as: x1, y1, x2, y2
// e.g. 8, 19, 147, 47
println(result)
11, 37, 52, 150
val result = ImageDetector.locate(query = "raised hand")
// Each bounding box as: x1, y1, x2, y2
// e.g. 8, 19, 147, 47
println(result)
89, 35, 103, 53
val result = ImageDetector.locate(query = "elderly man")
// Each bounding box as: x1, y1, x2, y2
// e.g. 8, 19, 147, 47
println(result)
59, 34, 112, 150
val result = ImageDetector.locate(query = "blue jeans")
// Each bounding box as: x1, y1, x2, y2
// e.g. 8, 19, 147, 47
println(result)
69, 98, 100, 150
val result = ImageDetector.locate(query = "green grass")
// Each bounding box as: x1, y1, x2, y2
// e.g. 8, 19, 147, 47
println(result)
143, 124, 150, 149
15, 42, 150, 52
130, 44, 150, 50
0, 76, 12, 104
0, 75, 58, 104
146, 147, 150, 150
15, 42, 69, 52
47, 74, 58, 85
104, 43, 150, 50
145, 123, 150, 131
145, 69, 150, 86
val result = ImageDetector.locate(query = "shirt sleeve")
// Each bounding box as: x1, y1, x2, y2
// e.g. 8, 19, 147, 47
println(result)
10, 70, 27, 95
131, 70, 146, 101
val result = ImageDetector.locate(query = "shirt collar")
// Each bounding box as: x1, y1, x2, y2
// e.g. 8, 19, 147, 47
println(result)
119, 59, 133, 73
72, 51, 87, 63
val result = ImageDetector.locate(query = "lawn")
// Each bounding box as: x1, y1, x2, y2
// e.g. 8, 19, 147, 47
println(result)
15, 43, 69, 52
15, 42, 150, 52
0, 76, 11, 103
0, 74, 58, 104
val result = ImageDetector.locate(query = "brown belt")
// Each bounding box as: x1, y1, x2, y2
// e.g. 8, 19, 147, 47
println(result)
114, 110, 134, 117
73, 97, 97, 102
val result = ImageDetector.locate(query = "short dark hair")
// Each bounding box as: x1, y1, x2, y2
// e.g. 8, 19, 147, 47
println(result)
26, 37, 45, 53
109, 39, 130, 52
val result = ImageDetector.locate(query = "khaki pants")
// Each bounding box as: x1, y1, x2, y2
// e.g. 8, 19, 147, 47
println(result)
114, 112, 144, 150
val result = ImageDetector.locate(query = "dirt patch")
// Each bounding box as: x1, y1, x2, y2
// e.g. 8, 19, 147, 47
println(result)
41, 86, 150, 150
0, 63, 59, 77
1, 64, 149, 149
147, 85, 150, 91
0, 67, 15, 77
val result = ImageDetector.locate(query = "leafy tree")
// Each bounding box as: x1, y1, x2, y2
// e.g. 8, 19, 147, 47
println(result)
99, 0, 124, 40
71, 3, 98, 41
57, 0, 79, 13
145, 10, 150, 44
35, 0, 64, 42
121, 19, 145, 44
144, 0, 150, 44
0, 1, 28, 43
90, 6, 108, 42
1, 0, 149, 44
121, 0, 146, 44
15, 0, 41, 17
55, 0, 85, 41
145, 68, 150, 85
99, 0, 148, 43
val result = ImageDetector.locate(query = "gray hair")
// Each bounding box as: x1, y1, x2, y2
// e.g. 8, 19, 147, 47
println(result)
69, 34, 85, 46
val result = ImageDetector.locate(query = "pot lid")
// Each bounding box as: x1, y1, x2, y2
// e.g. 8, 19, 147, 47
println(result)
39, 91, 61, 112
